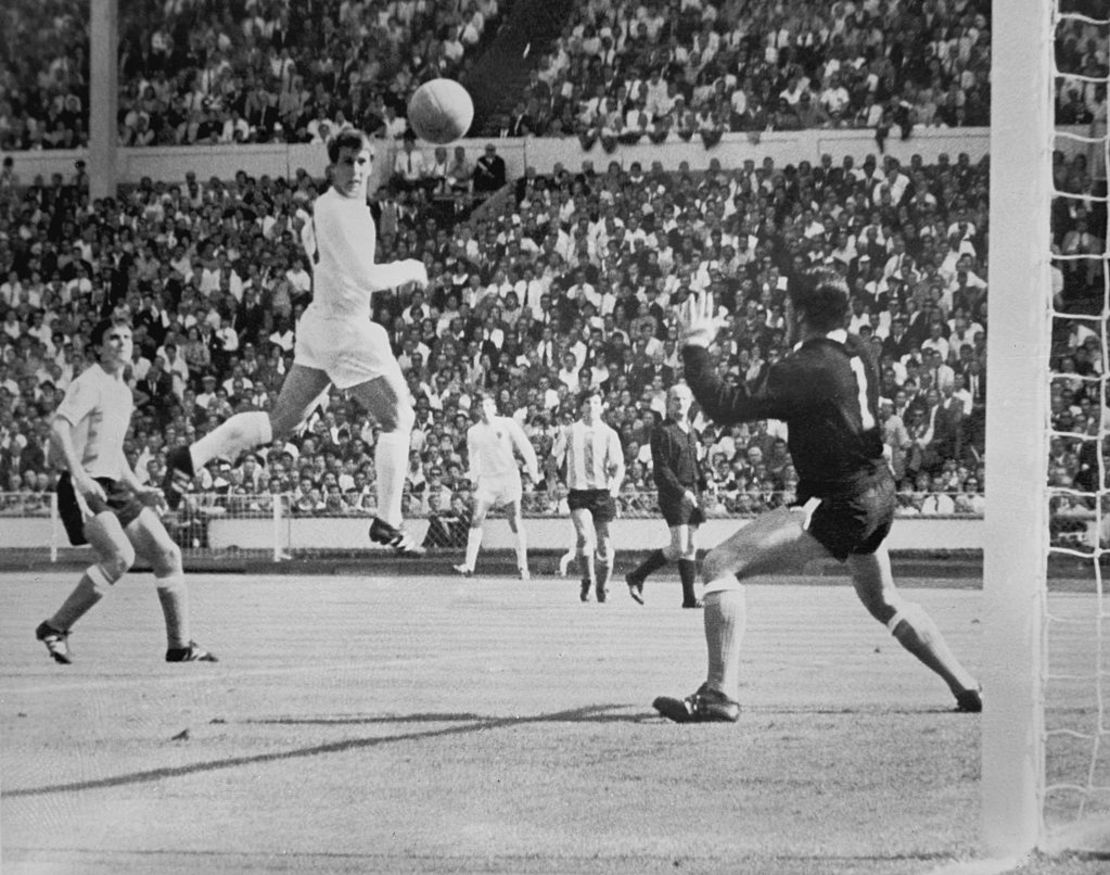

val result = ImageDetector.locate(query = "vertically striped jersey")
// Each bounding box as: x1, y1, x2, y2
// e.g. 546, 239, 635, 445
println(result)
52, 363, 132, 479
553, 419, 624, 491
466, 416, 538, 482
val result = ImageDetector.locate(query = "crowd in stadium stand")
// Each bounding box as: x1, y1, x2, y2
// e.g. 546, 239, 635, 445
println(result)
1, 0, 1106, 150
0, 2, 1107, 543
0, 138, 1074, 533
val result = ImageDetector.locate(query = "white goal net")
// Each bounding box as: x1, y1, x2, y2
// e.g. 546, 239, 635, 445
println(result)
1043, 0, 1110, 854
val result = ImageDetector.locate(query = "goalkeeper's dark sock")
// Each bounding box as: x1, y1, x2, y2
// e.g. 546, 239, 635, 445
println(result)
630, 549, 668, 583
678, 559, 699, 604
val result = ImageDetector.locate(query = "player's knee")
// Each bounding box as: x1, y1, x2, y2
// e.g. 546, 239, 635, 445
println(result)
575, 532, 592, 553
99, 549, 134, 582
680, 544, 698, 562
149, 541, 183, 576
383, 401, 415, 434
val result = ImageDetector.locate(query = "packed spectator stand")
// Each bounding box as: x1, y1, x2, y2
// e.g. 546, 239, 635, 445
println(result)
0, 0, 1107, 548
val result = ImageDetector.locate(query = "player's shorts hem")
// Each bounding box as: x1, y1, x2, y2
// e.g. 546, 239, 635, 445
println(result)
792, 473, 896, 562
568, 489, 616, 523
57, 473, 144, 546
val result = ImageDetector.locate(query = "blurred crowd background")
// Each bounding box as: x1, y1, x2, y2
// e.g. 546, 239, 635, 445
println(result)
0, 0, 1107, 546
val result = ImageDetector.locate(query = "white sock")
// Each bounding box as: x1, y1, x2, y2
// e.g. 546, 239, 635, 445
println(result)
514, 527, 528, 570
374, 431, 410, 527
703, 587, 746, 701
464, 526, 482, 570
192, 411, 272, 470
156, 574, 190, 650
51, 565, 113, 631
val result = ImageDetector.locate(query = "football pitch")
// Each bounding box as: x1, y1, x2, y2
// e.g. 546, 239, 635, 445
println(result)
0, 570, 1103, 874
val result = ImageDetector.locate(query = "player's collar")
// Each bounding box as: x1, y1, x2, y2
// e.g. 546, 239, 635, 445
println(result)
793, 328, 847, 352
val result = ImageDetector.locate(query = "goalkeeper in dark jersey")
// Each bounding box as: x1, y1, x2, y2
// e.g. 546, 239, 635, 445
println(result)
653, 275, 982, 723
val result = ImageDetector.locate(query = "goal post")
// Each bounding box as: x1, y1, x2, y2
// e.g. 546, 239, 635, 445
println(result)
982, 0, 1053, 858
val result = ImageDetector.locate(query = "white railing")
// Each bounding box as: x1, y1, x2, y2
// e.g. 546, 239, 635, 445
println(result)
0, 489, 1002, 564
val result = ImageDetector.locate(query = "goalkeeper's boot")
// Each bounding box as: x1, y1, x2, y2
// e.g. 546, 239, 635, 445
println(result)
36, 621, 72, 665
625, 572, 645, 605
162, 445, 195, 510
653, 682, 740, 724
166, 641, 219, 663
955, 686, 983, 713
369, 517, 425, 556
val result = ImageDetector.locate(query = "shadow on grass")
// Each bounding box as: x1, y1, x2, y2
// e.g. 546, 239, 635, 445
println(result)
1, 704, 659, 799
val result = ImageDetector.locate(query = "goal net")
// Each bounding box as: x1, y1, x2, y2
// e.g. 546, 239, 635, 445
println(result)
984, 0, 1110, 859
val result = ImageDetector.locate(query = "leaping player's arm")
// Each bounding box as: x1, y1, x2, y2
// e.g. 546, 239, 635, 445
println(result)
507, 419, 540, 481
314, 197, 427, 292
605, 426, 626, 498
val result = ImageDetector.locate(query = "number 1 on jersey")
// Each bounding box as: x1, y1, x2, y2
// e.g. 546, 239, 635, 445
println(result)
849, 356, 876, 430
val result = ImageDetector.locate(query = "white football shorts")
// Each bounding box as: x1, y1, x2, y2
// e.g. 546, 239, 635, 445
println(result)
476, 474, 523, 508
294, 308, 402, 389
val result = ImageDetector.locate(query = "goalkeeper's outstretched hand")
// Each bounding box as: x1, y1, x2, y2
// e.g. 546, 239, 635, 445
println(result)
678, 291, 726, 348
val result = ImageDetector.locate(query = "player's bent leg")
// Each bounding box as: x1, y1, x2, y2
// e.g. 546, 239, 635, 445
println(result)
626, 526, 677, 604
128, 509, 217, 662
847, 545, 979, 709
354, 373, 423, 554
656, 510, 825, 723
167, 365, 328, 510
38, 513, 133, 663
701, 506, 827, 585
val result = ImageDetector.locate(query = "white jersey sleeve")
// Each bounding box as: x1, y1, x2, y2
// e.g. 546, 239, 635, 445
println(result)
312, 189, 424, 318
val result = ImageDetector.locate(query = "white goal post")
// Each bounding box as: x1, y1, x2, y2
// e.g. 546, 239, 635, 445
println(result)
982, 0, 1052, 858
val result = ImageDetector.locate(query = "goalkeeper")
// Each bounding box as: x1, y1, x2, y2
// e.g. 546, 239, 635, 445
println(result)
653, 275, 982, 723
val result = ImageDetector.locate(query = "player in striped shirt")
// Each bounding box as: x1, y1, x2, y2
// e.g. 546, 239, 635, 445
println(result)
453, 391, 540, 578
35, 319, 216, 665
552, 389, 626, 602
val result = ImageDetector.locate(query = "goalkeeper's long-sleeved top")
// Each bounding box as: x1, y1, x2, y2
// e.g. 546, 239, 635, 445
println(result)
682, 328, 886, 495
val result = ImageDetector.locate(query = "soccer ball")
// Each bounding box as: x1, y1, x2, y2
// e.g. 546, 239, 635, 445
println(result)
407, 79, 474, 144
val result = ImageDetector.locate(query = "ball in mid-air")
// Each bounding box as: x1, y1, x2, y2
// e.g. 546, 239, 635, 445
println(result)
407, 79, 474, 144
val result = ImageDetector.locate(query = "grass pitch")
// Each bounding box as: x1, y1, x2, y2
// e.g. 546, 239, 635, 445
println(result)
0, 570, 1104, 874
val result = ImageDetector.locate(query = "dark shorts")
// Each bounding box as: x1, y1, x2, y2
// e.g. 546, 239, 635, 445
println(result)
57, 473, 144, 547
659, 490, 706, 528
794, 470, 896, 562
568, 489, 617, 524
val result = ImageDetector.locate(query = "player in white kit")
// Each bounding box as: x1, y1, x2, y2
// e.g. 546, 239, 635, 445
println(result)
163, 128, 428, 553
453, 391, 540, 579
552, 389, 626, 602
36, 319, 217, 664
